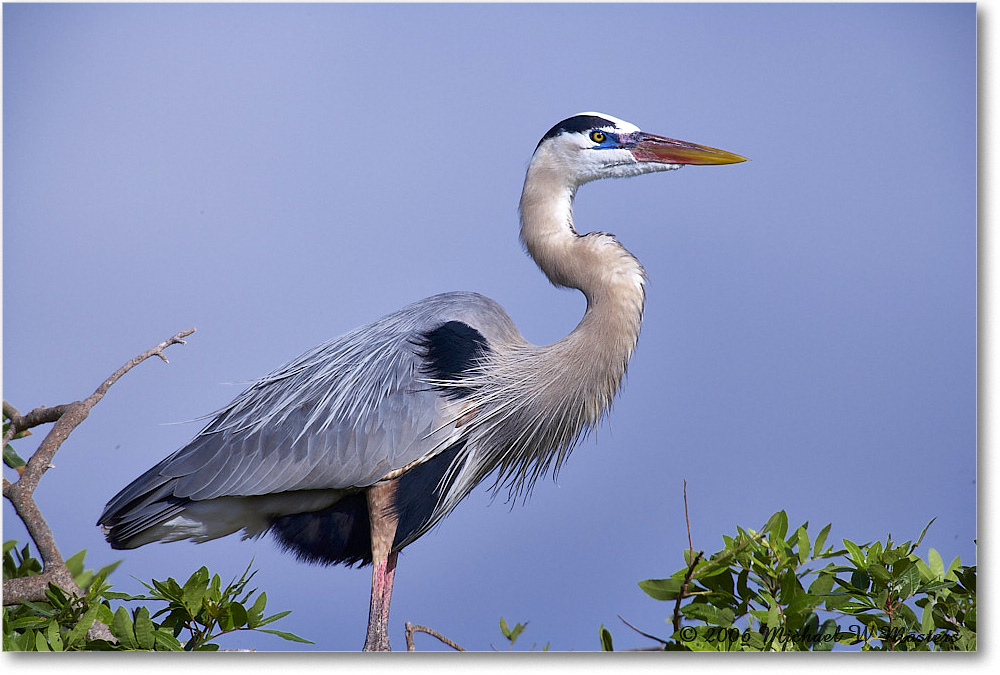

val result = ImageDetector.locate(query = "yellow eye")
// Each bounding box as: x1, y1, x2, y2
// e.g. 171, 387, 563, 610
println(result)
590, 130, 606, 144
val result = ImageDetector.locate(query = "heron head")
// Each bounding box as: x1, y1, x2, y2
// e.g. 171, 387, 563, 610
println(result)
532, 112, 747, 186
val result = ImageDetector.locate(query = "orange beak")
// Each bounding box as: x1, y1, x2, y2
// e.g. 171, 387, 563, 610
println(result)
627, 132, 747, 165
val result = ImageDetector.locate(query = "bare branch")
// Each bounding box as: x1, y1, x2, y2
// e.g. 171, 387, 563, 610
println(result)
671, 549, 704, 635
3, 401, 20, 420
617, 614, 669, 647
404, 622, 467, 652
4, 403, 73, 445
11, 328, 195, 495
3, 328, 195, 645
673, 481, 704, 635
684, 479, 693, 555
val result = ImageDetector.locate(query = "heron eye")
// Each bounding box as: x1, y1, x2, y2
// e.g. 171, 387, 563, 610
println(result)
590, 130, 607, 144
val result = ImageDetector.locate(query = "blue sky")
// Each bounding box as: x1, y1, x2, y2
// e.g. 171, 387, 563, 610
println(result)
3, 3, 976, 652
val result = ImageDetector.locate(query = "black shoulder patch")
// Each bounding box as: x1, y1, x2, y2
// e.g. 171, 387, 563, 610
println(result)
537, 114, 615, 149
412, 321, 490, 399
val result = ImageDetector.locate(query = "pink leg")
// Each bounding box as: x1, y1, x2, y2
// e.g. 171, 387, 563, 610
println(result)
363, 550, 398, 651
363, 480, 399, 651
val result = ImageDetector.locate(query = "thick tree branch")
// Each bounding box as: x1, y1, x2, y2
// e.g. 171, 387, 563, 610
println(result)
3, 328, 195, 643
4, 402, 72, 446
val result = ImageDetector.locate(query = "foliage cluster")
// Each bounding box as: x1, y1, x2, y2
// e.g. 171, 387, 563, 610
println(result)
600, 511, 975, 651
498, 617, 548, 651
3, 542, 311, 651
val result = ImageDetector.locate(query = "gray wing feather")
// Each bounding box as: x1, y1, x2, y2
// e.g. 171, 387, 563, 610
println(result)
101, 292, 520, 519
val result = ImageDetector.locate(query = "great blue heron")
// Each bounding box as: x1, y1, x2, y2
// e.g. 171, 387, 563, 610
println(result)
98, 112, 745, 651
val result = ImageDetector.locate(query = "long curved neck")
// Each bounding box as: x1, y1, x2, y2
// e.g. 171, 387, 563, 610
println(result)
518, 159, 647, 366
509, 158, 648, 454
436, 159, 648, 510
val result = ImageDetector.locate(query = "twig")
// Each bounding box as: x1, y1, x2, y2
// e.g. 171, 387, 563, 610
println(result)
673, 480, 703, 634
404, 622, 467, 652
672, 550, 704, 634
3, 329, 195, 642
7, 328, 195, 497
617, 614, 670, 647
684, 479, 693, 556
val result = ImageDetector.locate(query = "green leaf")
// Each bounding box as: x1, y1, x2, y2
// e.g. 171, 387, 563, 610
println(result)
808, 572, 835, 596
257, 628, 314, 644
777, 568, 801, 606
154, 628, 184, 651
813, 523, 832, 557
257, 609, 292, 627
796, 526, 810, 564
736, 569, 754, 602
149, 576, 185, 605
208, 572, 222, 602
44, 582, 69, 607
917, 580, 957, 594
682, 603, 735, 627
4, 443, 27, 470
228, 602, 249, 630
944, 556, 962, 581
812, 619, 838, 651
867, 540, 883, 564
764, 511, 788, 540
89, 559, 123, 592
599, 625, 614, 651
701, 572, 735, 603
765, 598, 780, 629
247, 592, 267, 627
824, 591, 850, 612
894, 603, 920, 630
182, 567, 211, 614
926, 548, 944, 580
134, 606, 156, 650
919, 601, 936, 635
499, 616, 511, 639
64, 549, 86, 579
893, 561, 921, 598
65, 603, 101, 647
21, 599, 55, 617
192, 642, 221, 651
843, 539, 866, 567
866, 562, 891, 585
103, 591, 136, 601
216, 604, 234, 632
111, 606, 138, 650
913, 518, 936, 551
638, 578, 684, 601
957, 566, 976, 593
46, 620, 64, 651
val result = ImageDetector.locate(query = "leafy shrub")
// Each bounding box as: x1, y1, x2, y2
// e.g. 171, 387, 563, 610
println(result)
3, 541, 311, 651
602, 511, 975, 651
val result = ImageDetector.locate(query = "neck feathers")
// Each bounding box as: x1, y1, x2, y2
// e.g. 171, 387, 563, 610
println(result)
436, 152, 647, 505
